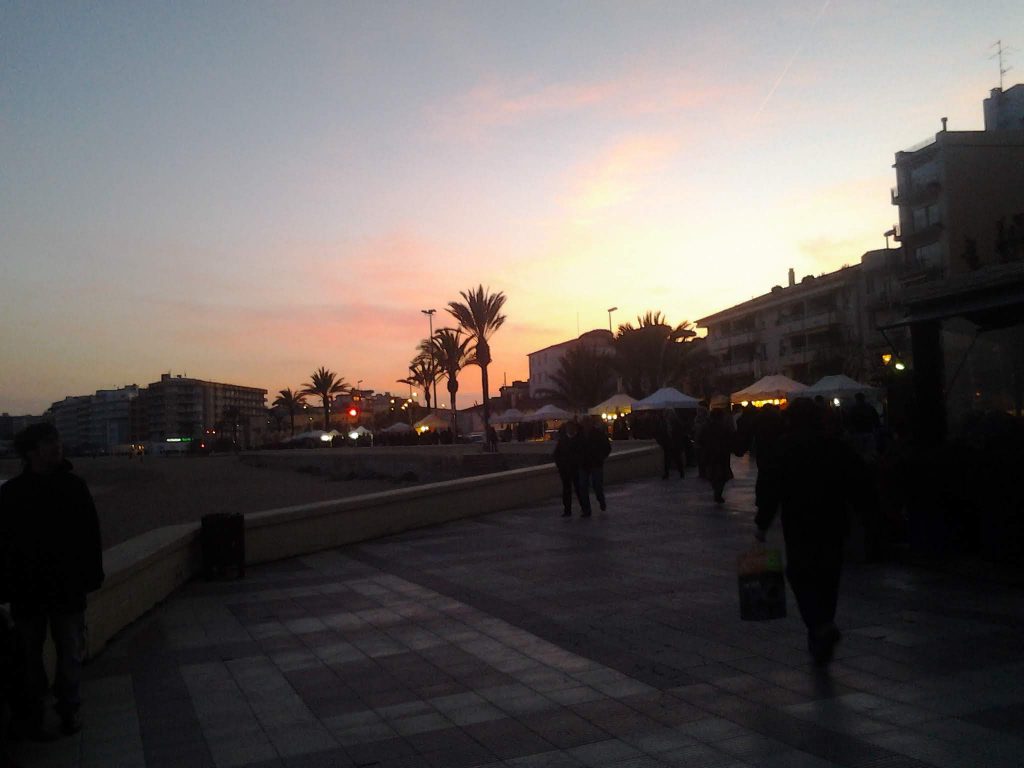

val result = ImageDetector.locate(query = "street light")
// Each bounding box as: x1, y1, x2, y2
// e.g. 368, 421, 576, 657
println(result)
607, 306, 618, 334
421, 308, 437, 409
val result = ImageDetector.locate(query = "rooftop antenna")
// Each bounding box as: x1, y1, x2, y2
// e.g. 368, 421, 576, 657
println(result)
990, 40, 1014, 90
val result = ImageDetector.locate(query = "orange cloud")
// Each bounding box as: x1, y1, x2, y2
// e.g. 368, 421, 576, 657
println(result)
561, 133, 683, 213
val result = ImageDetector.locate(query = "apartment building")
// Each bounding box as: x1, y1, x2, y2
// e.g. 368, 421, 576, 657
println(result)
891, 86, 1024, 283
44, 385, 140, 453
697, 251, 905, 394
527, 329, 615, 398
133, 373, 266, 445
887, 85, 1024, 440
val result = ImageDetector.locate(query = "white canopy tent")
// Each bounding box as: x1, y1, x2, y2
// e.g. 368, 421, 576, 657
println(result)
380, 422, 412, 434
632, 387, 700, 411
287, 429, 334, 443
588, 393, 638, 416
489, 408, 527, 425
731, 375, 807, 405
795, 375, 876, 401
413, 413, 449, 431
525, 404, 573, 422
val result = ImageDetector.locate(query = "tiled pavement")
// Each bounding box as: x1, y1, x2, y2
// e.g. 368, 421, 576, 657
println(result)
18, 457, 1024, 768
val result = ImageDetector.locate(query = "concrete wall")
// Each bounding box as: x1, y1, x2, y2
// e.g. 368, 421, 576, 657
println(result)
82, 445, 659, 657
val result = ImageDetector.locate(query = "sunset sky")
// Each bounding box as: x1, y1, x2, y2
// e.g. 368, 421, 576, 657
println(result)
2, 1, 1019, 414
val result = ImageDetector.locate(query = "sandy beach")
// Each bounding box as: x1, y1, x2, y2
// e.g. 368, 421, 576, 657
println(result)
0, 454, 413, 549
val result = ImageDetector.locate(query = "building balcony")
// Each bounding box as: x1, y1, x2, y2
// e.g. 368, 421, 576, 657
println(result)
891, 181, 941, 206
895, 221, 943, 248
707, 329, 757, 353
776, 310, 838, 337
718, 359, 757, 377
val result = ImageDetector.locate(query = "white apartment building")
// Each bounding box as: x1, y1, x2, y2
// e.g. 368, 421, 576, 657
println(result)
527, 329, 615, 398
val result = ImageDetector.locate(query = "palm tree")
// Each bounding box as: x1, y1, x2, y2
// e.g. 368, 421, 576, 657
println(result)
446, 285, 507, 447
427, 328, 475, 436
272, 388, 307, 438
614, 311, 696, 398
537, 346, 616, 412
301, 367, 347, 431
401, 354, 440, 409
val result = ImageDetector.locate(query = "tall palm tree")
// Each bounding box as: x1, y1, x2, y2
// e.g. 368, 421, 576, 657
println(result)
446, 285, 507, 447
427, 328, 475, 436
614, 312, 696, 398
272, 388, 307, 438
537, 346, 616, 412
301, 367, 347, 431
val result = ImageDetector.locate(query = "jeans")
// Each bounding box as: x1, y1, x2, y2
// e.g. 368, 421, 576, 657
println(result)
13, 608, 85, 723
559, 468, 590, 515
662, 448, 685, 478
581, 467, 605, 509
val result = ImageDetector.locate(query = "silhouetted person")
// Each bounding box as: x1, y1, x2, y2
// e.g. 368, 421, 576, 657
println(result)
486, 426, 498, 452
694, 402, 710, 478
0, 424, 104, 739
703, 408, 734, 503
580, 418, 611, 512
755, 398, 866, 665
553, 422, 591, 517
655, 409, 686, 479
753, 405, 784, 512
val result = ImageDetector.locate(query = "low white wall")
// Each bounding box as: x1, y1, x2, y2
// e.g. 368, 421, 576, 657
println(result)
84, 445, 659, 656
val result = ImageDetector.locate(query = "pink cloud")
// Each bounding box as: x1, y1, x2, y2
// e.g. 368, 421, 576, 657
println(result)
429, 71, 745, 140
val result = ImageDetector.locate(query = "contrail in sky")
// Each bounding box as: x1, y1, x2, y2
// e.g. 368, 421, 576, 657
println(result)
756, 0, 833, 117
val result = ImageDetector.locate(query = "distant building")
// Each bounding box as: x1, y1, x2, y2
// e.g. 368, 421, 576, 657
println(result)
0, 413, 51, 442
527, 329, 615, 398
497, 379, 531, 410
697, 251, 906, 394
45, 385, 140, 453
133, 373, 266, 447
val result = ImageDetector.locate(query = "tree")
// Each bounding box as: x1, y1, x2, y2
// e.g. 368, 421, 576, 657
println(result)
400, 354, 440, 409
426, 328, 475, 436
272, 388, 307, 438
446, 285, 507, 447
537, 346, 616, 412
301, 367, 347, 431
614, 311, 696, 398
222, 405, 242, 446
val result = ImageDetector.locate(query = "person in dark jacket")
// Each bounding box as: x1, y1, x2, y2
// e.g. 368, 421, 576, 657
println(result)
553, 421, 591, 517
580, 417, 612, 512
754, 398, 866, 665
703, 408, 734, 503
654, 409, 686, 479
0, 424, 104, 738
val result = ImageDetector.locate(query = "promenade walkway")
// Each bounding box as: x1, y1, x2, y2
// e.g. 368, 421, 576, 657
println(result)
20, 457, 1024, 768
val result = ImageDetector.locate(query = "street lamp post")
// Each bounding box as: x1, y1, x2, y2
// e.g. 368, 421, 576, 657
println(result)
607, 306, 618, 334
421, 308, 437, 410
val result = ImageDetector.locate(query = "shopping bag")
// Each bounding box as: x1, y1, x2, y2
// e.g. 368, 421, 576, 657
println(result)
737, 547, 787, 621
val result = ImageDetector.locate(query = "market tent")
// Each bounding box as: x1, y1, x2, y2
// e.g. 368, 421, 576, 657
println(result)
413, 413, 449, 431
795, 375, 875, 400
489, 408, 527, 425
587, 393, 637, 416
287, 430, 332, 443
633, 387, 700, 411
348, 425, 373, 436
380, 422, 412, 434
730, 375, 807, 404
525, 404, 572, 422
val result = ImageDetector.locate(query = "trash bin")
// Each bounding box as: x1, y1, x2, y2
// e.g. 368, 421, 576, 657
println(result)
201, 512, 245, 579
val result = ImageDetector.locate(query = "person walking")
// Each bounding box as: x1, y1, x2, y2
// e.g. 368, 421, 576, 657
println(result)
0, 424, 104, 739
553, 422, 591, 518
580, 417, 612, 512
754, 398, 866, 665
703, 408, 734, 503
655, 409, 686, 479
